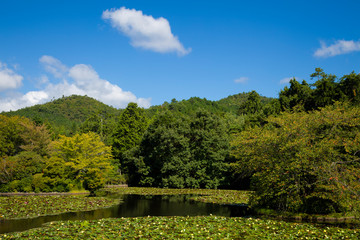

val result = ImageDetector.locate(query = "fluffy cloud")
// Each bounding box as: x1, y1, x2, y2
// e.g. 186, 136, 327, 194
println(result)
0, 56, 151, 112
68, 64, 149, 108
102, 7, 191, 56
314, 40, 360, 58
279, 77, 298, 84
234, 77, 249, 84
0, 62, 23, 91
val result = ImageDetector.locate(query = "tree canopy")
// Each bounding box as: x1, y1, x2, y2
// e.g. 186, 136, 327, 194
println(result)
230, 102, 360, 214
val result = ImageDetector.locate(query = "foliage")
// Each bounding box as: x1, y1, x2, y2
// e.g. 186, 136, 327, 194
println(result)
279, 78, 313, 111
339, 71, 360, 104
279, 69, 360, 112
0, 195, 121, 219
125, 110, 230, 189
238, 91, 263, 115
111, 103, 148, 169
230, 103, 360, 214
4, 95, 120, 137
2, 216, 359, 239
0, 115, 30, 157
79, 111, 117, 145
48, 132, 114, 194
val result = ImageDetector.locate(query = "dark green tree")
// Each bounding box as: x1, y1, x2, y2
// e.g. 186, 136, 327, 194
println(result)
279, 78, 313, 111
238, 91, 263, 115
112, 103, 148, 172
339, 71, 360, 104
125, 110, 230, 189
311, 68, 340, 108
188, 110, 230, 188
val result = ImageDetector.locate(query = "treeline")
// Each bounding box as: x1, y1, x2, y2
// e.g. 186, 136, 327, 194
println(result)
280, 68, 360, 111
1, 68, 360, 215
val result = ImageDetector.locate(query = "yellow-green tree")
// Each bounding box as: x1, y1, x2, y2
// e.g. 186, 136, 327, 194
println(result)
48, 132, 113, 193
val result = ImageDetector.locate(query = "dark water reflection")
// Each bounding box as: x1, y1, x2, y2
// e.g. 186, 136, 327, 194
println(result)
0, 194, 249, 234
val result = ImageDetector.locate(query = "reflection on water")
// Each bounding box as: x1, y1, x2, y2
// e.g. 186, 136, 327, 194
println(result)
0, 194, 249, 234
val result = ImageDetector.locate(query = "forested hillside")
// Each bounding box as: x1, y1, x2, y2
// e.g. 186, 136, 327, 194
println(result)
1, 68, 360, 216
4, 95, 121, 136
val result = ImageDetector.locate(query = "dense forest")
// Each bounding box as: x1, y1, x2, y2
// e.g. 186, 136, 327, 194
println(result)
1, 68, 360, 215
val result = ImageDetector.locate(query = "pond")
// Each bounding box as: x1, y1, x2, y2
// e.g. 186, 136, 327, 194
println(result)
0, 194, 250, 234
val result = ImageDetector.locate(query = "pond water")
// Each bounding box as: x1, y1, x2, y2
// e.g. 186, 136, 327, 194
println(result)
0, 194, 250, 234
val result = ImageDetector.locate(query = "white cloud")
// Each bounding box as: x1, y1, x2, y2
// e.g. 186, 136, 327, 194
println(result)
279, 77, 297, 84
279, 77, 298, 84
102, 7, 191, 56
234, 77, 248, 84
0, 62, 23, 91
0, 56, 151, 112
314, 40, 360, 58
40, 55, 68, 78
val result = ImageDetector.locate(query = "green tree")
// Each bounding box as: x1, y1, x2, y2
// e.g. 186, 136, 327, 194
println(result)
80, 111, 117, 145
188, 110, 230, 188
0, 115, 27, 156
339, 71, 360, 104
238, 91, 263, 115
112, 103, 148, 172
311, 68, 340, 108
126, 110, 230, 189
135, 111, 190, 187
47, 132, 113, 193
279, 78, 313, 111
230, 103, 360, 214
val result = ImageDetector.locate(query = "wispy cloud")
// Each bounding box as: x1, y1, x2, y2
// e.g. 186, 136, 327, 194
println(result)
279, 77, 298, 84
314, 40, 360, 58
40, 55, 68, 78
0, 56, 151, 112
234, 77, 248, 84
102, 7, 191, 56
0, 62, 23, 91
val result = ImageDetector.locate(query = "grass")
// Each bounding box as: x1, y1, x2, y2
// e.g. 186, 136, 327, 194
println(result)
100, 187, 250, 205
0, 195, 121, 220
1, 216, 359, 239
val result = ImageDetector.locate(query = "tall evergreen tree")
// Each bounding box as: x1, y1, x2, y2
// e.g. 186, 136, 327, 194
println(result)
112, 103, 148, 171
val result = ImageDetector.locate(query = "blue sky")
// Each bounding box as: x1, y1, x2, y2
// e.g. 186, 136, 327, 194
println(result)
1, 0, 360, 111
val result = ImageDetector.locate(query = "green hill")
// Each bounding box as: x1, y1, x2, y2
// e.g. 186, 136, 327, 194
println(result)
4, 95, 121, 136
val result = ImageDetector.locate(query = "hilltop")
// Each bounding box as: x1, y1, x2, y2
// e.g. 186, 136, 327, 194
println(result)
4, 95, 120, 135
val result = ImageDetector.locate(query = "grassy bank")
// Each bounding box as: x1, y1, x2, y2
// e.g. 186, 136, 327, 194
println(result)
0, 195, 121, 220
1, 216, 359, 239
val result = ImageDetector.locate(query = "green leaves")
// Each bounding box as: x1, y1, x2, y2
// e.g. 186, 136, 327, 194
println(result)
231, 103, 360, 214
125, 110, 230, 189
48, 132, 114, 193
111, 103, 148, 174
